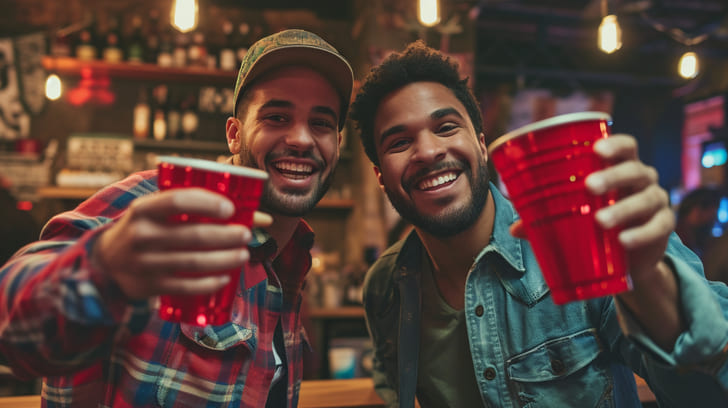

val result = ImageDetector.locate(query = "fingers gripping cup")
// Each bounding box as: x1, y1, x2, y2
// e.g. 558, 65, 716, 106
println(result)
488, 112, 630, 305
156, 156, 268, 326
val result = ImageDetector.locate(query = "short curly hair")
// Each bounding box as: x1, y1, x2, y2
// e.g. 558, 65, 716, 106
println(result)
350, 40, 483, 166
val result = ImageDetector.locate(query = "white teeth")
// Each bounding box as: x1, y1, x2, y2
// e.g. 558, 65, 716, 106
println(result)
418, 172, 457, 190
274, 162, 313, 174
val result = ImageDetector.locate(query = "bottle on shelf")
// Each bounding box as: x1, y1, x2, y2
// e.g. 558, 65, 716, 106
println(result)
157, 24, 174, 68
151, 85, 169, 141
173, 32, 189, 68
102, 16, 124, 63
145, 9, 161, 64
75, 12, 98, 61
51, 31, 72, 58
219, 20, 237, 71
126, 15, 146, 64
187, 31, 208, 68
181, 94, 199, 140
133, 88, 151, 140
166, 89, 182, 140
236, 22, 251, 67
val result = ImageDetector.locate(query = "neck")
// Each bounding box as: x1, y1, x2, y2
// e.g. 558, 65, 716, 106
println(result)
416, 191, 495, 307
263, 214, 301, 258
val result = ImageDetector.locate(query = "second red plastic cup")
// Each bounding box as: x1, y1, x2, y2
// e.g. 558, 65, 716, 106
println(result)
156, 156, 268, 326
488, 112, 631, 304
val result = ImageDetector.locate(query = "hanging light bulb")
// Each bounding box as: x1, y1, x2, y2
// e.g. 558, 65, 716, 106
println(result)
678, 51, 699, 79
598, 14, 622, 54
418, 0, 440, 27
171, 0, 198, 33
45, 74, 62, 100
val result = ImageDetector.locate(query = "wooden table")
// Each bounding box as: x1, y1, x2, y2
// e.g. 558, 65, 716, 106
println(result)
0, 376, 655, 407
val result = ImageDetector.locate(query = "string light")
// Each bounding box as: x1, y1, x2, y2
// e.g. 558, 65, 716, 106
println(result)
171, 0, 198, 33
45, 74, 62, 100
678, 51, 699, 79
598, 15, 622, 54
418, 0, 440, 27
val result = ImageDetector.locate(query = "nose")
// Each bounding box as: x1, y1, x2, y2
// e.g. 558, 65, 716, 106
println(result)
284, 122, 316, 152
411, 132, 446, 164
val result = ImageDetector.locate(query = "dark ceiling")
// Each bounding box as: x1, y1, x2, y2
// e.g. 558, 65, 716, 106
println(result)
473, 0, 728, 90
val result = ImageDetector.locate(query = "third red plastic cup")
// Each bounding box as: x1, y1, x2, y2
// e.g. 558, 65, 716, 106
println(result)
488, 112, 630, 304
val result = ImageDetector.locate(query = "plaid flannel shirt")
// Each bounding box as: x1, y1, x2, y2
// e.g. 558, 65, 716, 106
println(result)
0, 170, 314, 407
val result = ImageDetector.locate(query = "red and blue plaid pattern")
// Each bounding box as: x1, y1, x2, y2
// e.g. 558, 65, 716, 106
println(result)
0, 170, 313, 407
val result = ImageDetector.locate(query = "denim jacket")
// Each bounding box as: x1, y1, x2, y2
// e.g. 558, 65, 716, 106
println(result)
363, 184, 728, 408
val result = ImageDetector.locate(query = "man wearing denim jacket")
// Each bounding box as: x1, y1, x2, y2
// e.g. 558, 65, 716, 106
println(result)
349, 41, 728, 407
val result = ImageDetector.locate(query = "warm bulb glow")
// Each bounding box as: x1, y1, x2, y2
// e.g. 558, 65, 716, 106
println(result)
172, 0, 198, 33
418, 0, 440, 27
45, 74, 62, 100
678, 51, 699, 79
598, 15, 622, 54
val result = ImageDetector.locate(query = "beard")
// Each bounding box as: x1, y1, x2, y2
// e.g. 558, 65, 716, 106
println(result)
384, 157, 490, 238
236, 146, 335, 217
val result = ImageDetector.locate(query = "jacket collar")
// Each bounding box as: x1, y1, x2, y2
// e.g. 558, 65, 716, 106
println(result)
393, 182, 549, 305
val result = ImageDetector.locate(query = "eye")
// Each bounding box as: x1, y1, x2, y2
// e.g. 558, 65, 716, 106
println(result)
263, 114, 288, 125
311, 118, 336, 130
436, 122, 460, 134
386, 138, 410, 152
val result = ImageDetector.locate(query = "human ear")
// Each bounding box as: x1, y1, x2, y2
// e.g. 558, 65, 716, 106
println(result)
226, 117, 242, 154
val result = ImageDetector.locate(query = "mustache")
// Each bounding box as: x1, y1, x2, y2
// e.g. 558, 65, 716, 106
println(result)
266, 150, 325, 169
403, 160, 467, 191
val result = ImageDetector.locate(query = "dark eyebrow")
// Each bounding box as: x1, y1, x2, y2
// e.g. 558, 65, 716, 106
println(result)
431, 107, 464, 121
378, 107, 465, 146
379, 124, 408, 146
261, 99, 294, 109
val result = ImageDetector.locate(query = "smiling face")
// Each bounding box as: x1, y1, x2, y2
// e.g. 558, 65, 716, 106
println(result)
373, 81, 490, 237
226, 66, 341, 217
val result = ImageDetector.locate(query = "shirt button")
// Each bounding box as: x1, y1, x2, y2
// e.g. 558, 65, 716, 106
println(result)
484, 367, 496, 380
551, 359, 565, 375
475, 305, 484, 317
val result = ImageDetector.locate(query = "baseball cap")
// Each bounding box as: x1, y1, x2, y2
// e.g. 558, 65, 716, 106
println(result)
233, 29, 354, 130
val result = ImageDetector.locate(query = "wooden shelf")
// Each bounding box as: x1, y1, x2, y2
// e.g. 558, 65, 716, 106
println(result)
42, 56, 236, 84
36, 186, 100, 200
307, 306, 365, 319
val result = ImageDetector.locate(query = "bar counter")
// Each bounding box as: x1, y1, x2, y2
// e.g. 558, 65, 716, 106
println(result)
0, 376, 655, 407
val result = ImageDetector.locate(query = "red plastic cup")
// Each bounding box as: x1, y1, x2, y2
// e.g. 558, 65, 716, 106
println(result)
488, 112, 631, 304
156, 156, 268, 326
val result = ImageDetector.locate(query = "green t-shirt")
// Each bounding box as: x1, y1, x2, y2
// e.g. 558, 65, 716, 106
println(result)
416, 254, 485, 408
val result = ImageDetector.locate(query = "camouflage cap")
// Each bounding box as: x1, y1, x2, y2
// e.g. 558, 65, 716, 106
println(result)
233, 29, 354, 130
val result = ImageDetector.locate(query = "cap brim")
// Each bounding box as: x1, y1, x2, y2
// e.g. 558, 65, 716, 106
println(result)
236, 46, 353, 126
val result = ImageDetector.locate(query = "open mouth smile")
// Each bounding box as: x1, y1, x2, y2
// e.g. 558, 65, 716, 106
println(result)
416, 170, 460, 191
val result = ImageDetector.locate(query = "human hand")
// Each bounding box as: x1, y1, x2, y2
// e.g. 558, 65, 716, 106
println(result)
584, 134, 674, 280
93, 188, 271, 300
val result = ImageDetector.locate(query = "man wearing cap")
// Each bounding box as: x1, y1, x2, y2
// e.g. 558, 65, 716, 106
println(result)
0, 29, 353, 407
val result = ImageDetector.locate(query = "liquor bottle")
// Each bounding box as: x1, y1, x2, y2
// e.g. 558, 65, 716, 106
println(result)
181, 94, 199, 140
166, 89, 182, 140
145, 9, 161, 64
75, 12, 98, 61
133, 88, 151, 140
173, 33, 189, 68
218, 20, 237, 71
51, 32, 72, 57
126, 15, 146, 64
157, 24, 174, 68
187, 31, 208, 68
236, 22, 251, 67
102, 16, 123, 63
151, 85, 168, 141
